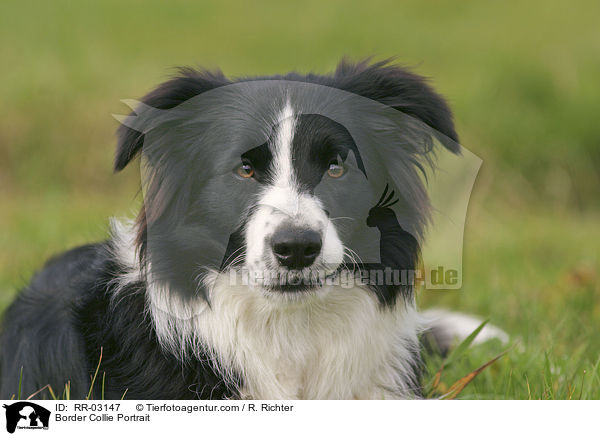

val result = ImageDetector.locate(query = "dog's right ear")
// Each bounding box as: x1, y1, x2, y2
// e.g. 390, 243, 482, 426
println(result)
114, 67, 230, 171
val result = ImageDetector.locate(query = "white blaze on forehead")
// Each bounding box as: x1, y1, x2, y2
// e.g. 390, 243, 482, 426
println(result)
271, 102, 297, 191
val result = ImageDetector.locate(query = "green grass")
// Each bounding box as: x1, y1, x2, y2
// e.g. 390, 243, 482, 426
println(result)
419, 206, 600, 399
0, 0, 598, 399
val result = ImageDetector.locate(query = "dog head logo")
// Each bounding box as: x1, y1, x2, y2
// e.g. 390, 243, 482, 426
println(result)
3, 402, 50, 433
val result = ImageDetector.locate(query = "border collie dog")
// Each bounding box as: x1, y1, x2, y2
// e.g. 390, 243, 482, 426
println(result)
1, 59, 475, 400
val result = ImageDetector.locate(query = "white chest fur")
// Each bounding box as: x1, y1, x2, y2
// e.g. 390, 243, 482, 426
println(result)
148, 274, 422, 400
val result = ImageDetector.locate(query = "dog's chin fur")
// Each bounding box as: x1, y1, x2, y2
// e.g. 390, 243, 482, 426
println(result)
112, 220, 423, 399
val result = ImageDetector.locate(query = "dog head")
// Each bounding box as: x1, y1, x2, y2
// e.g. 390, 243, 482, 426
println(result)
114, 59, 459, 307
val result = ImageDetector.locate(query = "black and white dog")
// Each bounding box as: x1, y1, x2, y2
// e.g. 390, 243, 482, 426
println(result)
0, 59, 504, 400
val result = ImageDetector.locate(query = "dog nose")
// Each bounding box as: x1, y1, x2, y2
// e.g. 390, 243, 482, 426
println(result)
271, 227, 322, 269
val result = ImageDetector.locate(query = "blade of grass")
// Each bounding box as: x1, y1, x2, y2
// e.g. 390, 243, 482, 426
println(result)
431, 369, 442, 391
120, 388, 129, 400
441, 349, 509, 400
578, 370, 586, 400
504, 368, 513, 398
47, 384, 57, 401
543, 352, 555, 400
443, 319, 489, 368
86, 347, 103, 400
26, 384, 52, 400
17, 366, 23, 400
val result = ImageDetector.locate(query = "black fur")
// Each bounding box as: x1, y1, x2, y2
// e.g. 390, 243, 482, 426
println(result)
0, 243, 237, 399
1, 59, 457, 399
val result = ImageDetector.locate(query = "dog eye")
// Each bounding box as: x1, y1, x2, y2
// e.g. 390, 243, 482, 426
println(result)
327, 161, 345, 178
237, 162, 255, 178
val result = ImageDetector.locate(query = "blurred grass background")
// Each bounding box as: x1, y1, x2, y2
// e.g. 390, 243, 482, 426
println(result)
0, 0, 598, 398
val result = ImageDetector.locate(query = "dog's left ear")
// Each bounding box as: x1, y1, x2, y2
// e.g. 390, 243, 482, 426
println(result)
333, 58, 460, 153
114, 67, 230, 171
